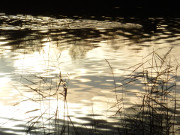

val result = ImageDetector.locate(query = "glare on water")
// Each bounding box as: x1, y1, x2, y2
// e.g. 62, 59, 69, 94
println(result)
0, 14, 180, 134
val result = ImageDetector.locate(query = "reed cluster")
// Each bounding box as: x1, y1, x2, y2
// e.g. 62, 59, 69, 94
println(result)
116, 48, 180, 135
22, 48, 180, 135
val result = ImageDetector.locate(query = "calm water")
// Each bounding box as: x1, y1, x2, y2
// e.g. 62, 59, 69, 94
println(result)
0, 13, 180, 134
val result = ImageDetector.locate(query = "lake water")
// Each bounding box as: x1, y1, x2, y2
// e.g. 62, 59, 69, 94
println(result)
0, 13, 180, 134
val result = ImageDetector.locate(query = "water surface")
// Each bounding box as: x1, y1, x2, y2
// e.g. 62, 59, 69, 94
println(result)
0, 14, 180, 134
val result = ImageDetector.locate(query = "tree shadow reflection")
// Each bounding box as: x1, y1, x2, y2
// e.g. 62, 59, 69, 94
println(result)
0, 15, 180, 60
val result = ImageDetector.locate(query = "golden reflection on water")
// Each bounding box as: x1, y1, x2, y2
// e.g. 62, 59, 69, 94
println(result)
0, 41, 8, 45
0, 14, 180, 133
10, 37, 119, 126
9, 30, 180, 125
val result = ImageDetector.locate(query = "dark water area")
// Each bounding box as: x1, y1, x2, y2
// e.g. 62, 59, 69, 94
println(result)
0, 11, 180, 134
1, 0, 180, 18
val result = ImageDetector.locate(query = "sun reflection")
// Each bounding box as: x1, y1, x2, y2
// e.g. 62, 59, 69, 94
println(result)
14, 37, 64, 74
0, 41, 8, 45
80, 68, 86, 74
0, 77, 10, 88
14, 52, 47, 73
0, 14, 180, 134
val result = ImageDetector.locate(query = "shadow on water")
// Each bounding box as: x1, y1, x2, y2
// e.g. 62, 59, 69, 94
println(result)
0, 15, 180, 57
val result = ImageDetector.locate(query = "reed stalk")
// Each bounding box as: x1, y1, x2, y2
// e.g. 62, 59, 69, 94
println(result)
116, 48, 180, 135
